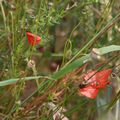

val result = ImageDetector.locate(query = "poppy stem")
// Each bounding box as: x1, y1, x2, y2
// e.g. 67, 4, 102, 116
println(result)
32, 67, 39, 89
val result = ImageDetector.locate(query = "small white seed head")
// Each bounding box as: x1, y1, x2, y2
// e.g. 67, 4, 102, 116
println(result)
27, 59, 36, 68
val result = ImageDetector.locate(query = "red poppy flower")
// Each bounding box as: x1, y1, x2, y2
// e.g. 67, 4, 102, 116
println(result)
79, 69, 112, 99
26, 32, 41, 46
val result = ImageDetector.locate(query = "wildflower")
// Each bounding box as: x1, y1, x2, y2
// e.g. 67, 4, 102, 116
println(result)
26, 32, 41, 46
79, 69, 112, 99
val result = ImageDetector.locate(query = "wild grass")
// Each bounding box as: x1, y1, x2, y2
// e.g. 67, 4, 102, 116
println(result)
0, 0, 120, 120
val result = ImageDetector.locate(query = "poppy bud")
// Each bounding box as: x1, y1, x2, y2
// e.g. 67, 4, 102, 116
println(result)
36, 46, 45, 53
27, 59, 36, 68
50, 62, 58, 72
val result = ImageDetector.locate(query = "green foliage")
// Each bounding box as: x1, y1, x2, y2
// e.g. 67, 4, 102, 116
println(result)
0, 0, 120, 119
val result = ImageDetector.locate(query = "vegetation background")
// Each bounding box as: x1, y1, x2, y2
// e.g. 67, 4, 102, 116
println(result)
0, 0, 120, 120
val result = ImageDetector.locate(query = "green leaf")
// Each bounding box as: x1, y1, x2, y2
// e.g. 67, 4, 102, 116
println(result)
99, 45, 120, 55
52, 54, 90, 79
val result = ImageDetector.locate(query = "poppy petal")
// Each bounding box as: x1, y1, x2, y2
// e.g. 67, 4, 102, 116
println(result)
96, 69, 112, 88
83, 69, 112, 89
84, 71, 97, 83
79, 85, 99, 99
79, 69, 112, 98
26, 32, 41, 46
